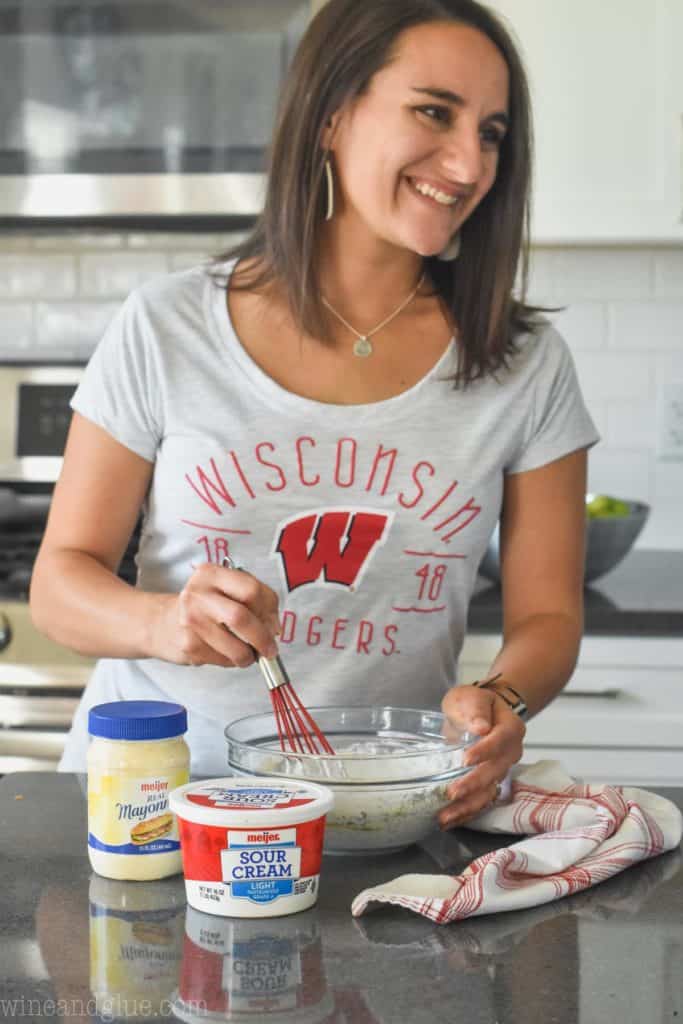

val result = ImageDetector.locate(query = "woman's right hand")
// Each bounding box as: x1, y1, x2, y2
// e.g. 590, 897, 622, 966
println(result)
149, 562, 281, 668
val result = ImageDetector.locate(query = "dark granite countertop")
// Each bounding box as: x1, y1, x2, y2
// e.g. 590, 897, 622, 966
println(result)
470, 549, 683, 637
1, 772, 681, 1023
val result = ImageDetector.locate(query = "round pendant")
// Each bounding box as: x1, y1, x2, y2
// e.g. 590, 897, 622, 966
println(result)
353, 336, 373, 358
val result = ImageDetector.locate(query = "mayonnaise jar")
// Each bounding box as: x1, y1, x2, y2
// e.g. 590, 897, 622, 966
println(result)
87, 700, 190, 881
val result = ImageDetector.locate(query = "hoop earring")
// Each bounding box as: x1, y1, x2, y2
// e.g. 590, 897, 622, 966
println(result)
324, 158, 335, 221
438, 232, 461, 261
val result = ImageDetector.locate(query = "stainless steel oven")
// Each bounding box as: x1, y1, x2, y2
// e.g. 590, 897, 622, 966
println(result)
0, 0, 313, 219
0, 363, 137, 771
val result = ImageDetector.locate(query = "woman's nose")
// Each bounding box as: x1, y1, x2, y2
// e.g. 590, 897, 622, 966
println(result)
440, 123, 484, 186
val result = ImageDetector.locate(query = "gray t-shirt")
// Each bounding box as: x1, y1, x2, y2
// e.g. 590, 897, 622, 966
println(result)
63, 262, 599, 772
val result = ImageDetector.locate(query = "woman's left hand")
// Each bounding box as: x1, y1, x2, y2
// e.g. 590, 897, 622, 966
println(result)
438, 683, 526, 829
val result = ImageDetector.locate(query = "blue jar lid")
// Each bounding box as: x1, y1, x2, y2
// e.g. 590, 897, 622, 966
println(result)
88, 700, 187, 741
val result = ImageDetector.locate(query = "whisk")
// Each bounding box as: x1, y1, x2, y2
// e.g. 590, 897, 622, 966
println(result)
222, 556, 335, 755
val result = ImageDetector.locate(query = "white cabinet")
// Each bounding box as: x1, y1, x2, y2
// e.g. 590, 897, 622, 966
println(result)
458, 633, 683, 786
489, 0, 683, 243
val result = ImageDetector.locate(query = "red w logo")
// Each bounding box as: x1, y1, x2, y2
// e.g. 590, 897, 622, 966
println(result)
275, 510, 390, 592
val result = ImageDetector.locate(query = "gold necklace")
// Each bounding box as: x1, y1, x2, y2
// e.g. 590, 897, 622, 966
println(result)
322, 272, 425, 358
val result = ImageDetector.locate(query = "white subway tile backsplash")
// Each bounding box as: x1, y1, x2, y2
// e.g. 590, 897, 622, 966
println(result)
33, 233, 126, 250
2, 231, 125, 250
79, 252, 167, 298
1, 234, 43, 250
653, 462, 683, 501
573, 351, 652, 401
127, 233, 224, 251
168, 252, 213, 273
550, 303, 608, 350
587, 448, 651, 503
654, 353, 683, 389
551, 249, 653, 301
35, 301, 119, 353
214, 232, 249, 251
654, 250, 683, 297
525, 248, 555, 305
638, 497, 683, 549
0, 304, 33, 353
0, 254, 77, 299
607, 402, 658, 449
610, 302, 683, 350
164, 236, 243, 271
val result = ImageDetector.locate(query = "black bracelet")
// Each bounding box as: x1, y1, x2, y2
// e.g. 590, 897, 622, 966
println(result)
472, 674, 528, 720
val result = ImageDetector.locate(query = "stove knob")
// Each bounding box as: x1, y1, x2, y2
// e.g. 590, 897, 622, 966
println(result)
0, 613, 11, 652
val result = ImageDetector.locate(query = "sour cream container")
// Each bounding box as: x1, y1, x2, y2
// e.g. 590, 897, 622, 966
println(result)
169, 778, 334, 918
87, 700, 190, 881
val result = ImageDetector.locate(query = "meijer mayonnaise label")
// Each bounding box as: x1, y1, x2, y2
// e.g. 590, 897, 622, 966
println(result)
89, 773, 187, 855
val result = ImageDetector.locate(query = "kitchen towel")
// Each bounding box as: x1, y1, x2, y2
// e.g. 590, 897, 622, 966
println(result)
350, 760, 683, 924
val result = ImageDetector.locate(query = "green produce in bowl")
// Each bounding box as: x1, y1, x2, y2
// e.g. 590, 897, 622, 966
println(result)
585, 494, 631, 519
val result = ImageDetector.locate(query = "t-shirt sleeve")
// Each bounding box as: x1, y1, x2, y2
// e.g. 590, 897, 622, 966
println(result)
70, 288, 162, 463
506, 323, 600, 475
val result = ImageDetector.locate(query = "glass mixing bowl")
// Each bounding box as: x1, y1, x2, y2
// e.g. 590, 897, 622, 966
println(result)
224, 706, 475, 855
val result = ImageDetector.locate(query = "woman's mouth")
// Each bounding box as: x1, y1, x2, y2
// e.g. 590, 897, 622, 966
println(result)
407, 177, 461, 208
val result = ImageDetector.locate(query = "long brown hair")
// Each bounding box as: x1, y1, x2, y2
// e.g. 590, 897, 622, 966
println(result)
213, 0, 543, 386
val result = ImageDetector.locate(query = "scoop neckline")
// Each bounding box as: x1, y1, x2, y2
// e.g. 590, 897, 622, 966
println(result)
206, 259, 458, 421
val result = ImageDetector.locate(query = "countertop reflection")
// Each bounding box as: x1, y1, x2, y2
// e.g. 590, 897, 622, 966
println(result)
1, 773, 681, 1023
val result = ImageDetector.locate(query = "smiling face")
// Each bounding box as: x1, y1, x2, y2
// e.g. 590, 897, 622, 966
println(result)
326, 20, 510, 257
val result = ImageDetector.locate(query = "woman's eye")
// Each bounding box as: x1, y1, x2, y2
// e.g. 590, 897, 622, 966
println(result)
480, 126, 505, 148
416, 105, 451, 127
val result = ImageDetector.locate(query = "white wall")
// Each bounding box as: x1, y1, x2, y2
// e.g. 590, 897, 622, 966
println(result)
1, 232, 681, 549
527, 247, 683, 551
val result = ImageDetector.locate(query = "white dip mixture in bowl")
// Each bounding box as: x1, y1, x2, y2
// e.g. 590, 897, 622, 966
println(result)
224, 706, 475, 854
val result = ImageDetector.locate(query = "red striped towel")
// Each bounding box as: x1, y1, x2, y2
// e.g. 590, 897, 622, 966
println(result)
350, 761, 683, 924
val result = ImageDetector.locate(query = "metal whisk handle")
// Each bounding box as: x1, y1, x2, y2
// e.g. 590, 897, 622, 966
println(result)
257, 654, 290, 691
221, 555, 288, 691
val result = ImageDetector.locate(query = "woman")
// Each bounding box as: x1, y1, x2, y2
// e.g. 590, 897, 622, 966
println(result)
31, 0, 598, 827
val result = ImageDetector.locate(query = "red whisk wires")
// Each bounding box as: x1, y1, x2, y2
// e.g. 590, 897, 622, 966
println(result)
262, 658, 336, 756
221, 556, 335, 755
